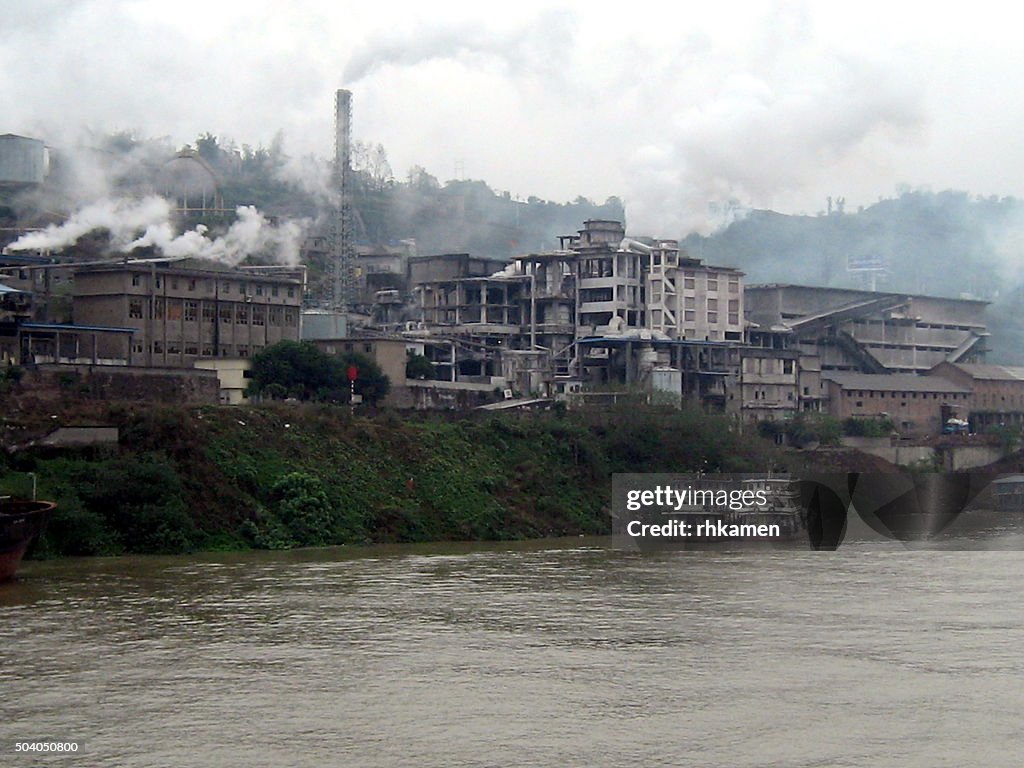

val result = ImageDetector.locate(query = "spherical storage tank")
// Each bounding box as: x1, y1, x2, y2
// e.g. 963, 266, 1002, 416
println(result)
156, 151, 223, 211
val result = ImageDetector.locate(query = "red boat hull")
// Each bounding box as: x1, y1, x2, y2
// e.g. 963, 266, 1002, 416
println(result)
0, 500, 55, 582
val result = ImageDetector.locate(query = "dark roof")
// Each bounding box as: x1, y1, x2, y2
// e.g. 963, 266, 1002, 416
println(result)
940, 364, 1024, 382
823, 372, 969, 394
746, 283, 990, 306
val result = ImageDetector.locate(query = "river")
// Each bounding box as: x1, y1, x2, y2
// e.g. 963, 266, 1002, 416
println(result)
3, 516, 1024, 766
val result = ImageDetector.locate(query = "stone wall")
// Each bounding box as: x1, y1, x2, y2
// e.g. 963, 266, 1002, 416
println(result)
31, 364, 219, 405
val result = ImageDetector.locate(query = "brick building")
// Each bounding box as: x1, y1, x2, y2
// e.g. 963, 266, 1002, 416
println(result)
73, 261, 302, 368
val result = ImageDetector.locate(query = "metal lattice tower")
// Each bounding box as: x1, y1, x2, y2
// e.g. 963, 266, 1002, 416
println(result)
330, 89, 357, 311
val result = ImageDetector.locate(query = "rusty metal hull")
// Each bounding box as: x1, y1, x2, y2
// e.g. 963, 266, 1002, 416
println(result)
0, 499, 55, 581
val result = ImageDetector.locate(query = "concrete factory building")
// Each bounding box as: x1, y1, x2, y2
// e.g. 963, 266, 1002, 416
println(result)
72, 261, 302, 368
822, 372, 971, 438
745, 284, 988, 374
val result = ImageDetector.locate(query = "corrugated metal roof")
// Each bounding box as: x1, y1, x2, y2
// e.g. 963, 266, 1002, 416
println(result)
823, 372, 970, 394
944, 364, 1024, 381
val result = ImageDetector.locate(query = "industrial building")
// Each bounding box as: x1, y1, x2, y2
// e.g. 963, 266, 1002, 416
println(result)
822, 372, 971, 438
745, 285, 988, 374
929, 362, 1024, 431
0, 134, 49, 188
72, 261, 303, 368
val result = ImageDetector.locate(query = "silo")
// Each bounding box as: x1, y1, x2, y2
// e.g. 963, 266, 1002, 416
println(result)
0, 134, 49, 186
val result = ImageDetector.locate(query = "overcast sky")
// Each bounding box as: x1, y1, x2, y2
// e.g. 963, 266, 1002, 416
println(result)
4, 0, 1023, 235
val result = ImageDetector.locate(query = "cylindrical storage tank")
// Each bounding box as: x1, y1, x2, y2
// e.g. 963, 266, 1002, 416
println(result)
0, 134, 48, 185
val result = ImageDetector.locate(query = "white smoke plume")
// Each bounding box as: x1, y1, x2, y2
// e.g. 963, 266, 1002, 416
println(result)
7, 196, 308, 266
128, 205, 307, 266
622, 7, 926, 236
343, 9, 575, 84
7, 196, 173, 251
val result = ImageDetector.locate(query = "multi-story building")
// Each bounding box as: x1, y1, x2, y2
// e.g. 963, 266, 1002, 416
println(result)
822, 372, 971, 438
929, 361, 1024, 431
647, 243, 744, 342
745, 285, 988, 374
563, 220, 646, 337
73, 261, 302, 368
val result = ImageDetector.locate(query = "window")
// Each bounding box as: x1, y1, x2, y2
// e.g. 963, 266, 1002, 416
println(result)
271, 286, 279, 297
287, 286, 295, 298
728, 299, 739, 312
168, 303, 182, 321
155, 277, 162, 289
152, 299, 164, 319
708, 279, 718, 291
168, 343, 180, 355
171, 279, 178, 289
255, 284, 264, 296
684, 278, 695, 289
203, 304, 216, 323
729, 280, 739, 293
129, 299, 143, 319
684, 310, 696, 322
220, 306, 233, 324
708, 311, 718, 323
185, 345, 198, 356
131, 274, 141, 287
269, 306, 282, 326
184, 301, 197, 322
238, 345, 249, 358
252, 306, 266, 326
728, 314, 739, 325
708, 298, 718, 310
783, 360, 794, 375
153, 341, 163, 354
285, 308, 298, 327
235, 305, 249, 324
187, 279, 196, 291
223, 282, 231, 293
202, 346, 215, 357
685, 296, 695, 309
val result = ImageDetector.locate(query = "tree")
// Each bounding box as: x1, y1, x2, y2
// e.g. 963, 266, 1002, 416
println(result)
405, 352, 434, 380
248, 341, 389, 404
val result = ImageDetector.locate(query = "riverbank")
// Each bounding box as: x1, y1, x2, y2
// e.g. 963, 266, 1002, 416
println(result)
1, 400, 896, 558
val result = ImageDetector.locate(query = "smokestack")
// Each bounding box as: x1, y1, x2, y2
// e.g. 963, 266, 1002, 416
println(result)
331, 89, 356, 311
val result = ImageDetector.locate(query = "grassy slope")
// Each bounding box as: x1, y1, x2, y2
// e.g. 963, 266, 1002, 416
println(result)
2, 402, 786, 557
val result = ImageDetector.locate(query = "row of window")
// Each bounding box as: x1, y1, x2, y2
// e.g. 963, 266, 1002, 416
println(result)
743, 358, 797, 375
146, 342, 264, 358
130, 273, 296, 298
128, 299, 298, 327
847, 390, 969, 401
680, 310, 741, 325
681, 271, 741, 293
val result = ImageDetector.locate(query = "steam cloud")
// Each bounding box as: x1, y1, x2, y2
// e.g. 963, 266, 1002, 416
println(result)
7, 196, 308, 266
343, 10, 575, 84
623, 8, 926, 236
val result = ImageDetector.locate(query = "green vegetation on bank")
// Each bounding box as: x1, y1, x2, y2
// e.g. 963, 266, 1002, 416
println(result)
1, 403, 782, 558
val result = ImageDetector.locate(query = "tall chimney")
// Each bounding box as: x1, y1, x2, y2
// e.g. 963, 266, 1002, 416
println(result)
331, 89, 356, 311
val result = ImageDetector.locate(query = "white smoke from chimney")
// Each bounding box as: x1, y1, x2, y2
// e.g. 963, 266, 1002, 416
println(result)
7, 196, 173, 252
129, 206, 308, 266
6, 196, 308, 266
